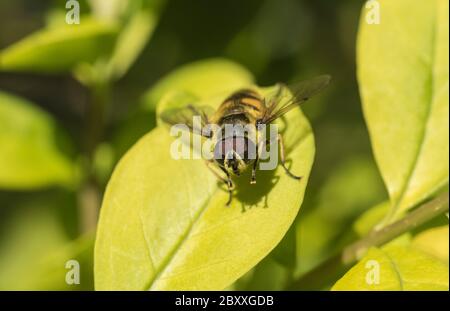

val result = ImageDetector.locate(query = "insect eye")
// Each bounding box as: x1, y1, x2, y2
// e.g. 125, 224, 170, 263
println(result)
214, 137, 257, 162
213, 139, 227, 161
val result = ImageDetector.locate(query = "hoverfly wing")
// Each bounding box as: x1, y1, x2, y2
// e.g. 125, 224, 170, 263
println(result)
262, 75, 331, 124
160, 104, 215, 138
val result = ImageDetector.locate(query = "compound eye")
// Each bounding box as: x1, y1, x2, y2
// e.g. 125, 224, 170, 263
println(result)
233, 136, 246, 158
214, 137, 236, 161
213, 139, 227, 162
214, 136, 257, 162
236, 137, 256, 160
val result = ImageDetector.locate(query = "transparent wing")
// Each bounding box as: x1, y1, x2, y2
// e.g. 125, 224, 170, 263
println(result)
262, 75, 331, 124
160, 104, 214, 137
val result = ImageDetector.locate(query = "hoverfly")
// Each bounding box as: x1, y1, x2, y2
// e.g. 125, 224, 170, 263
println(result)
161, 75, 331, 205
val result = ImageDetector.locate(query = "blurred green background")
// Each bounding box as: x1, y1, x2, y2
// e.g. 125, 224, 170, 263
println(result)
0, 0, 389, 290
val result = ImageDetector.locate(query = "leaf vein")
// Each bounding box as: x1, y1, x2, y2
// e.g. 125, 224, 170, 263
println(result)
145, 187, 221, 290
387, 6, 439, 220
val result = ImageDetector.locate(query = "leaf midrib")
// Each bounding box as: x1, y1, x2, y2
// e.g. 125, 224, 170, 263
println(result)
142, 126, 310, 290
143, 183, 220, 290
382, 249, 404, 290
387, 5, 440, 221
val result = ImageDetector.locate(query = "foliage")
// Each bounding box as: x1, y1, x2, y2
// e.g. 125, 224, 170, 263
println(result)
357, 0, 449, 223
94, 64, 315, 290
333, 0, 449, 289
0, 192, 94, 290
0, 0, 447, 291
0, 92, 75, 189
332, 242, 449, 291
0, 18, 118, 73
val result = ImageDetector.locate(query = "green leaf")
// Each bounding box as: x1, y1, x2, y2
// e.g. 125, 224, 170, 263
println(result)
332, 244, 449, 291
233, 225, 297, 290
95, 85, 315, 290
111, 59, 253, 158
0, 92, 76, 189
0, 194, 94, 290
353, 201, 390, 237
88, 0, 128, 20
106, 10, 157, 79
295, 156, 386, 276
357, 0, 449, 222
412, 225, 449, 263
271, 222, 297, 270
0, 18, 118, 73
141, 58, 255, 110
233, 257, 292, 290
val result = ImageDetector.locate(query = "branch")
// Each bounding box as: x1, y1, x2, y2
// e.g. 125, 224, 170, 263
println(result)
342, 191, 449, 263
78, 80, 110, 234
286, 191, 449, 290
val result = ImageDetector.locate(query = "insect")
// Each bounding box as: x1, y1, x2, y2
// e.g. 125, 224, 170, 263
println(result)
161, 75, 331, 205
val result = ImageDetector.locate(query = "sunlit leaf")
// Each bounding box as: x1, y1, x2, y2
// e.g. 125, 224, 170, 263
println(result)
233, 226, 297, 290
111, 59, 254, 158
95, 83, 315, 290
332, 244, 449, 291
141, 58, 254, 110
353, 201, 390, 237
0, 91, 76, 189
357, 0, 449, 222
412, 225, 449, 263
0, 18, 118, 73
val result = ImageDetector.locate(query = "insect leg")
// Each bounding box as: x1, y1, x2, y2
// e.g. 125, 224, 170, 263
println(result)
251, 147, 259, 184
250, 139, 265, 184
225, 178, 233, 206
204, 160, 228, 184
278, 133, 302, 180
217, 165, 234, 206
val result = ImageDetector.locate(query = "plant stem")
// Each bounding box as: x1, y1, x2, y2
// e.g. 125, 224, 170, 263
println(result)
78, 180, 101, 233
286, 191, 449, 290
78, 80, 110, 234
86, 81, 109, 158
342, 191, 449, 263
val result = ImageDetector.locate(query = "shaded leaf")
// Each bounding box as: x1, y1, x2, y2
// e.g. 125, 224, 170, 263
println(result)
88, 0, 128, 20
271, 223, 297, 270
295, 156, 386, 276
0, 194, 94, 290
0, 18, 118, 73
232, 257, 292, 291
106, 10, 157, 79
0, 91, 75, 189
357, 0, 449, 222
